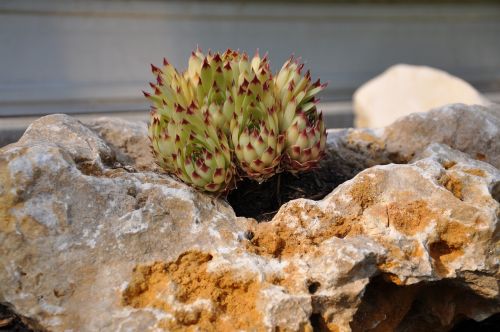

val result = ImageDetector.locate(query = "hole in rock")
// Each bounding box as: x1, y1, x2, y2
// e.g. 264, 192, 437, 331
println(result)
307, 280, 321, 294
243, 230, 254, 240
309, 313, 329, 332
227, 161, 360, 221
350, 275, 500, 332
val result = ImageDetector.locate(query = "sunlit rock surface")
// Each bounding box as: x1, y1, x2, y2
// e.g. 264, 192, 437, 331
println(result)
1, 104, 499, 331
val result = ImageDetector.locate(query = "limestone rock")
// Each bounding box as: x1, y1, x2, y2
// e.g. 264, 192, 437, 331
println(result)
86, 117, 158, 172
382, 103, 500, 168
0, 114, 242, 331
353, 64, 488, 128
245, 143, 499, 331
330, 103, 500, 169
1, 108, 499, 331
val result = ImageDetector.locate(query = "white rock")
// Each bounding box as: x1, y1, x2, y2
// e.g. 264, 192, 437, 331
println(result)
353, 64, 488, 128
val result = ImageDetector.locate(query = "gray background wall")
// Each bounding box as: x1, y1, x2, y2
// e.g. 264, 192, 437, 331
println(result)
1, 0, 499, 119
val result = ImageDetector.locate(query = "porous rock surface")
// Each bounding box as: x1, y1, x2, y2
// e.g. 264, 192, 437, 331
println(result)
353, 64, 488, 128
0, 103, 499, 331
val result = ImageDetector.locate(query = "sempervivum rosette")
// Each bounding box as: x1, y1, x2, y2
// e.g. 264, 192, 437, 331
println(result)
274, 56, 328, 172
173, 104, 234, 193
145, 48, 327, 194
231, 108, 285, 182
228, 52, 285, 181
284, 110, 326, 171
146, 57, 234, 193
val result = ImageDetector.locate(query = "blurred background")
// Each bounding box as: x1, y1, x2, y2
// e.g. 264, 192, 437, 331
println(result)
1, 0, 500, 145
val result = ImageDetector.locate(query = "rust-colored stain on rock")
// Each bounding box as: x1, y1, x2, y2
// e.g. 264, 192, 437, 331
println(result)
439, 173, 463, 200
0, 160, 14, 230
348, 173, 381, 210
475, 152, 487, 161
346, 130, 386, 153
441, 160, 457, 170
429, 221, 471, 275
247, 203, 362, 258
387, 200, 437, 236
463, 168, 486, 177
122, 251, 265, 332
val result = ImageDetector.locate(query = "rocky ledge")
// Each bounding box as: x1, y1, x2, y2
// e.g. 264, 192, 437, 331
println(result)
0, 103, 499, 331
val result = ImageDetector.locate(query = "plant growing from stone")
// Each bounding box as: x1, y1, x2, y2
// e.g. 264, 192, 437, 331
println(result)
146, 48, 327, 194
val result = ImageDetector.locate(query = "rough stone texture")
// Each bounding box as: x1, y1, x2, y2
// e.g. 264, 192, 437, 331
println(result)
329, 103, 500, 169
0, 114, 241, 331
382, 103, 500, 169
353, 64, 488, 128
86, 117, 158, 172
1, 105, 499, 331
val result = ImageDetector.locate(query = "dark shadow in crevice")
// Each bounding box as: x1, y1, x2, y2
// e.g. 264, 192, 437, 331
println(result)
226, 147, 372, 221
491, 181, 500, 203
227, 167, 352, 221
307, 280, 321, 295
309, 312, 329, 332
450, 313, 500, 332
0, 302, 45, 332
349, 275, 500, 332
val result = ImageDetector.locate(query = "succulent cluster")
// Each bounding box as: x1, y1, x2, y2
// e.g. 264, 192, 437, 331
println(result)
146, 48, 327, 194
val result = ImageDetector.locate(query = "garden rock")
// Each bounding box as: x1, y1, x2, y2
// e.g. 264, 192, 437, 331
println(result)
0, 104, 499, 331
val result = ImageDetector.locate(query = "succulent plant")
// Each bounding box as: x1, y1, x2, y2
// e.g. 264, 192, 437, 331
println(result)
146, 48, 327, 194
274, 57, 328, 172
